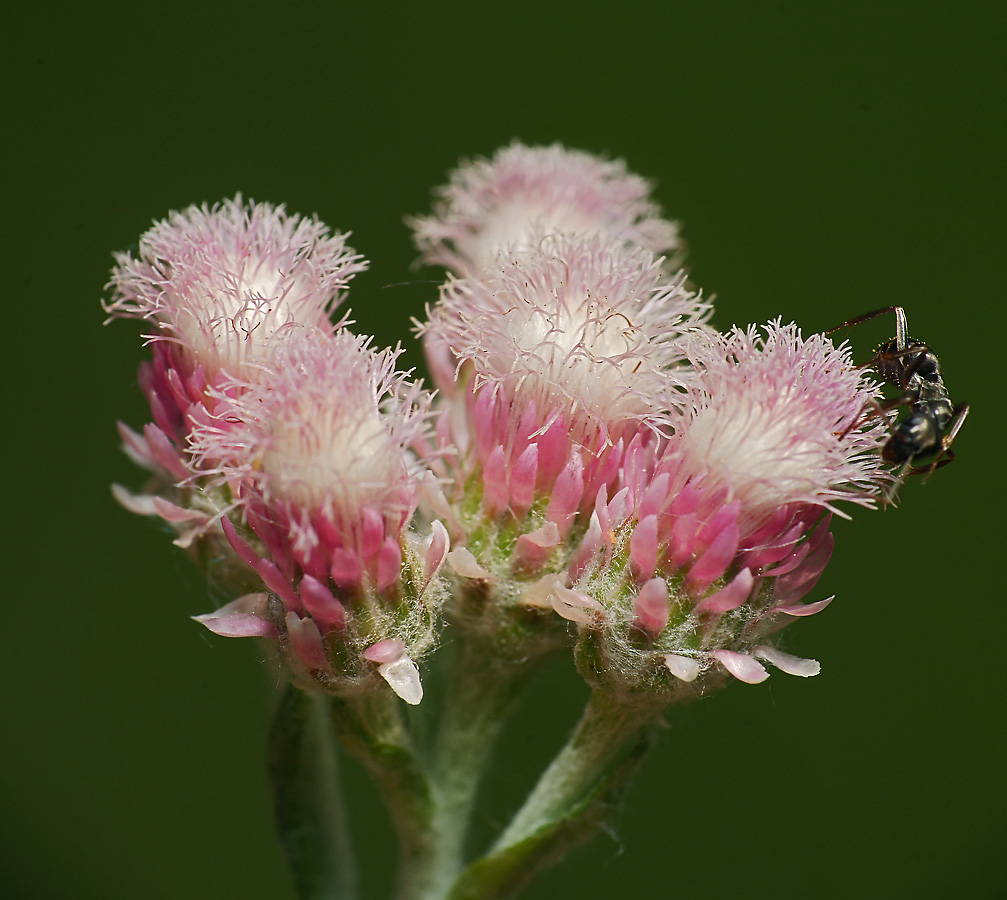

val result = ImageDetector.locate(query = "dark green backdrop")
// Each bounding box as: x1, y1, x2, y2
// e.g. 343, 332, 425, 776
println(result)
5, 2, 1003, 898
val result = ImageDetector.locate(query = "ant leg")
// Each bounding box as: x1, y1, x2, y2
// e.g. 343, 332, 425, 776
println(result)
907, 449, 957, 475
838, 392, 912, 440
882, 458, 913, 506
868, 342, 930, 391
823, 305, 900, 338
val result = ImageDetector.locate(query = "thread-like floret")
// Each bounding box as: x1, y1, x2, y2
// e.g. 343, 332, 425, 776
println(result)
105, 195, 367, 378
189, 328, 433, 589
411, 142, 680, 276
663, 321, 892, 535
421, 235, 707, 518
426, 234, 706, 441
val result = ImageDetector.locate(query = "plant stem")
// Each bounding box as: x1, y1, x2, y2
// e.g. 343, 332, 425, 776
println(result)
495, 688, 657, 848
416, 637, 548, 899
328, 690, 436, 900
446, 689, 661, 900
269, 685, 358, 900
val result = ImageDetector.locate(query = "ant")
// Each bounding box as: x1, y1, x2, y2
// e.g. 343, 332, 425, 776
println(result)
826, 305, 968, 485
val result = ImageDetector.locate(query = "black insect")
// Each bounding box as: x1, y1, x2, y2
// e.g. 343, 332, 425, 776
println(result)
826, 305, 968, 482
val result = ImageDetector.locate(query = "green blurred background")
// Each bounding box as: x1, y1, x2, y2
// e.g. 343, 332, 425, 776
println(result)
5, 2, 1003, 897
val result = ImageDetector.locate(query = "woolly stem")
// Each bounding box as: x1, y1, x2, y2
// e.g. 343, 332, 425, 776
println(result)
446, 688, 661, 900
269, 684, 359, 900
328, 690, 435, 900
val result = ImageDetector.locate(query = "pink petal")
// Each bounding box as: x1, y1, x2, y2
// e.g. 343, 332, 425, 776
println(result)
633, 577, 669, 634
472, 388, 498, 459
551, 584, 605, 625
668, 481, 701, 518
110, 484, 159, 516
151, 497, 207, 524
629, 514, 659, 577
116, 421, 157, 470
638, 472, 670, 521
607, 485, 634, 530
256, 558, 305, 615
421, 521, 450, 594
568, 510, 603, 580
192, 593, 276, 638
420, 472, 459, 530
514, 521, 561, 571
517, 574, 565, 608
741, 521, 804, 570
285, 612, 330, 672
712, 650, 769, 684
753, 646, 821, 677
510, 443, 539, 518
536, 413, 570, 478
686, 521, 740, 593
759, 539, 812, 577
376, 538, 403, 591
360, 507, 385, 558
668, 512, 699, 569
694, 568, 755, 616
143, 423, 189, 480
247, 505, 289, 574
221, 515, 262, 569
663, 654, 700, 682
144, 396, 177, 460
330, 548, 363, 589
482, 445, 510, 517
446, 547, 492, 580
363, 638, 406, 663
298, 574, 347, 631
772, 533, 834, 604
768, 595, 834, 617
698, 499, 741, 546
546, 451, 585, 537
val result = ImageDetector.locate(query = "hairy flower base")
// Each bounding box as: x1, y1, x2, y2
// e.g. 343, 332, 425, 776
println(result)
546, 483, 833, 696
195, 516, 449, 704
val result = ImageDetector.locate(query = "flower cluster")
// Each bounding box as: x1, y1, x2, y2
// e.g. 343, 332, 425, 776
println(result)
106, 143, 892, 709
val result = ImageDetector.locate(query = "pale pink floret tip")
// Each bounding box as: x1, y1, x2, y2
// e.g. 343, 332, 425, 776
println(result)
411, 141, 681, 275
189, 328, 434, 590
105, 195, 368, 378
664, 321, 893, 534
424, 234, 707, 436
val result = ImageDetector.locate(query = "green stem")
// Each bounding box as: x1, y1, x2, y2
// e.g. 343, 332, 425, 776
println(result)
269, 684, 358, 900
328, 691, 435, 900
418, 637, 550, 899
494, 690, 656, 848
447, 689, 661, 900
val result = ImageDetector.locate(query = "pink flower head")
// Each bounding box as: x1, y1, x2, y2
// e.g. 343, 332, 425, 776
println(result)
612, 321, 890, 598
558, 321, 893, 693
189, 327, 434, 595
105, 195, 367, 382
422, 234, 708, 524
410, 142, 681, 276
663, 321, 892, 539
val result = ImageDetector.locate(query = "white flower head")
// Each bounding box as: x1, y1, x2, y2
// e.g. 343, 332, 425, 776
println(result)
666, 321, 893, 528
424, 234, 708, 448
106, 195, 367, 379
410, 142, 681, 276
190, 328, 433, 583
